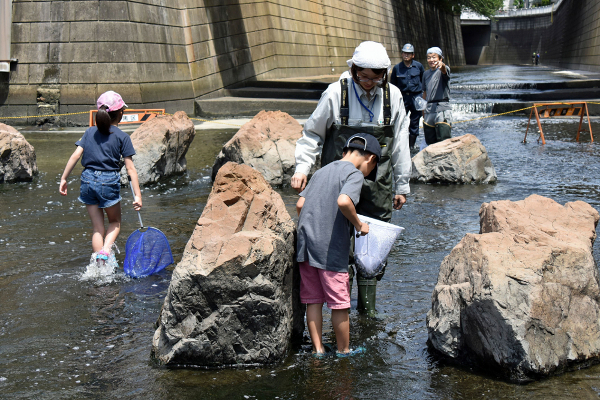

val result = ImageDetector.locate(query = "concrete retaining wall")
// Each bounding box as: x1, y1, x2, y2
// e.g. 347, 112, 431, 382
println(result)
1, 0, 464, 125
480, 0, 600, 72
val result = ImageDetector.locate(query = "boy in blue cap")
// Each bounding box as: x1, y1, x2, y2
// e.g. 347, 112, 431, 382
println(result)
296, 133, 381, 357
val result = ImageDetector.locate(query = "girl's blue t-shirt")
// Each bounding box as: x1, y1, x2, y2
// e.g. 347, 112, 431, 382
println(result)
75, 126, 136, 171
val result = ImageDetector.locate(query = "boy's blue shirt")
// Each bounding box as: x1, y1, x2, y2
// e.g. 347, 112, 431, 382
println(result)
296, 160, 364, 272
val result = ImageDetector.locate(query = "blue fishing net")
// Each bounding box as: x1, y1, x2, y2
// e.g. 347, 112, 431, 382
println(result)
124, 227, 174, 278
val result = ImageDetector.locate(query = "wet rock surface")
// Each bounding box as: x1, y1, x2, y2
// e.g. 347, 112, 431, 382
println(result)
152, 162, 302, 367
120, 111, 195, 186
0, 123, 38, 182
212, 110, 302, 186
411, 134, 497, 184
427, 194, 600, 382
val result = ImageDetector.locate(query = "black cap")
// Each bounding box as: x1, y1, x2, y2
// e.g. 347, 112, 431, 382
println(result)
343, 133, 381, 180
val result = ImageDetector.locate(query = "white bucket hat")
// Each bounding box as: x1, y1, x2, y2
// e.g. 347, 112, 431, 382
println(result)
346, 41, 391, 69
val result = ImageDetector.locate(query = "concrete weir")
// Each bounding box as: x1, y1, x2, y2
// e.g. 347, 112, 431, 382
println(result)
462, 0, 600, 72
0, 0, 464, 125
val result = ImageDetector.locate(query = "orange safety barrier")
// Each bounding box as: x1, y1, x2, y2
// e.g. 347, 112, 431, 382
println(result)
523, 102, 593, 144
89, 109, 165, 127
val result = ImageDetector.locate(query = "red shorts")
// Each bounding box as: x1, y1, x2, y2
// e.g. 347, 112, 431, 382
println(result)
299, 261, 350, 309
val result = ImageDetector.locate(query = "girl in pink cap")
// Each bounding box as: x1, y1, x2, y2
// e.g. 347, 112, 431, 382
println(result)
59, 91, 142, 263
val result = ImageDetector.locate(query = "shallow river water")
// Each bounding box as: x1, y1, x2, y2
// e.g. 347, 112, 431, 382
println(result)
3, 66, 600, 399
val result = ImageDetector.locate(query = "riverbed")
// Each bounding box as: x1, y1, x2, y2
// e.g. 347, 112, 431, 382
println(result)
3, 66, 600, 399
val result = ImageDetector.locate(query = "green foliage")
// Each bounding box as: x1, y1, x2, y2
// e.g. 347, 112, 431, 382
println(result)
432, 0, 505, 18
540, 0, 552, 6
514, 0, 525, 8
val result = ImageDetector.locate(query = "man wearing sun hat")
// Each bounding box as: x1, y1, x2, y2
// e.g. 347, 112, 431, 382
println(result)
291, 41, 411, 317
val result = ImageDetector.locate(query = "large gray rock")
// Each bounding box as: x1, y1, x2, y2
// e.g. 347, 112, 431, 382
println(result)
152, 162, 303, 367
212, 110, 302, 186
0, 123, 38, 183
120, 111, 195, 185
427, 194, 600, 382
411, 134, 497, 184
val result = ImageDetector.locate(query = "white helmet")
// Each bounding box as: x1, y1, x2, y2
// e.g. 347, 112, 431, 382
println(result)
346, 41, 391, 69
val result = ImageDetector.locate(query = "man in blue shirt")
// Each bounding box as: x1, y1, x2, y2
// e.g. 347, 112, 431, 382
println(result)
390, 43, 425, 149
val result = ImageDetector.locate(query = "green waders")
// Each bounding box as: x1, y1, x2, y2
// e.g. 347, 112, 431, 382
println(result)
423, 120, 451, 145
321, 78, 395, 317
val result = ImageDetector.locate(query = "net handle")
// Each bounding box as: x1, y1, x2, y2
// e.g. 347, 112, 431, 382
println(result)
128, 176, 144, 229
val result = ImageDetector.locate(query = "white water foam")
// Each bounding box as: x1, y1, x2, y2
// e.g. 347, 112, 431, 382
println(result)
79, 245, 127, 284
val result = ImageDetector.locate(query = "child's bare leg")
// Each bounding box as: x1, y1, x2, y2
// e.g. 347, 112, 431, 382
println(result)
332, 308, 350, 353
86, 204, 105, 253
306, 303, 325, 353
102, 203, 122, 253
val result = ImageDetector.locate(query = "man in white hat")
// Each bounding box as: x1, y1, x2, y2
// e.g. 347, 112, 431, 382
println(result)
390, 43, 425, 150
291, 41, 411, 317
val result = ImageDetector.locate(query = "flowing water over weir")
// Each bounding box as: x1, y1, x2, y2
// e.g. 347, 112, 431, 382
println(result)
3, 66, 600, 399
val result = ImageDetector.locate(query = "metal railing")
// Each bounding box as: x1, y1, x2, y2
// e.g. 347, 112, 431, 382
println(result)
494, 0, 564, 18
460, 0, 565, 20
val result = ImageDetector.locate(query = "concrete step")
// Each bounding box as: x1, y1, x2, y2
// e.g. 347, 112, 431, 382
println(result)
238, 80, 330, 90
195, 98, 600, 119
490, 100, 600, 116
517, 88, 600, 101
225, 86, 324, 100
195, 97, 318, 118
461, 88, 600, 101
534, 79, 600, 91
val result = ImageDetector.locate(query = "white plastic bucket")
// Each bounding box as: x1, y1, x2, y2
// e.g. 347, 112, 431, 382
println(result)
354, 215, 404, 278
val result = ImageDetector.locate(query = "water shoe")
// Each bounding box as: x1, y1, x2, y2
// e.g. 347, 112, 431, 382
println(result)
336, 346, 366, 358
311, 343, 335, 359
96, 250, 109, 261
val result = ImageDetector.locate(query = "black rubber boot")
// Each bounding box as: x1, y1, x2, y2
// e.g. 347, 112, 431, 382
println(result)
409, 134, 417, 148
357, 277, 377, 317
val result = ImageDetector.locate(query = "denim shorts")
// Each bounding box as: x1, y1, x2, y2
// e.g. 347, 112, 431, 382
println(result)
78, 169, 121, 209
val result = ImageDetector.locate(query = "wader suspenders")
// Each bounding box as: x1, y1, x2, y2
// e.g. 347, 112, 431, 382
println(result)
383, 83, 391, 125
340, 79, 390, 125
340, 78, 349, 125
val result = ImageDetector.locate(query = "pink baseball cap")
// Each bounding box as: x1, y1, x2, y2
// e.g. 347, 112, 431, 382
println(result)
96, 91, 127, 112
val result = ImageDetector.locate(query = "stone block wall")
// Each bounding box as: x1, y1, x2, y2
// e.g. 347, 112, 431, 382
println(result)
1, 0, 464, 125
480, 0, 600, 72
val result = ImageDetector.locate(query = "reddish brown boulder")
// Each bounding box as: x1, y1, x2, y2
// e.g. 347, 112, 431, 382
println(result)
152, 162, 303, 367
427, 194, 600, 382
0, 123, 38, 182
212, 110, 302, 186
120, 111, 195, 185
